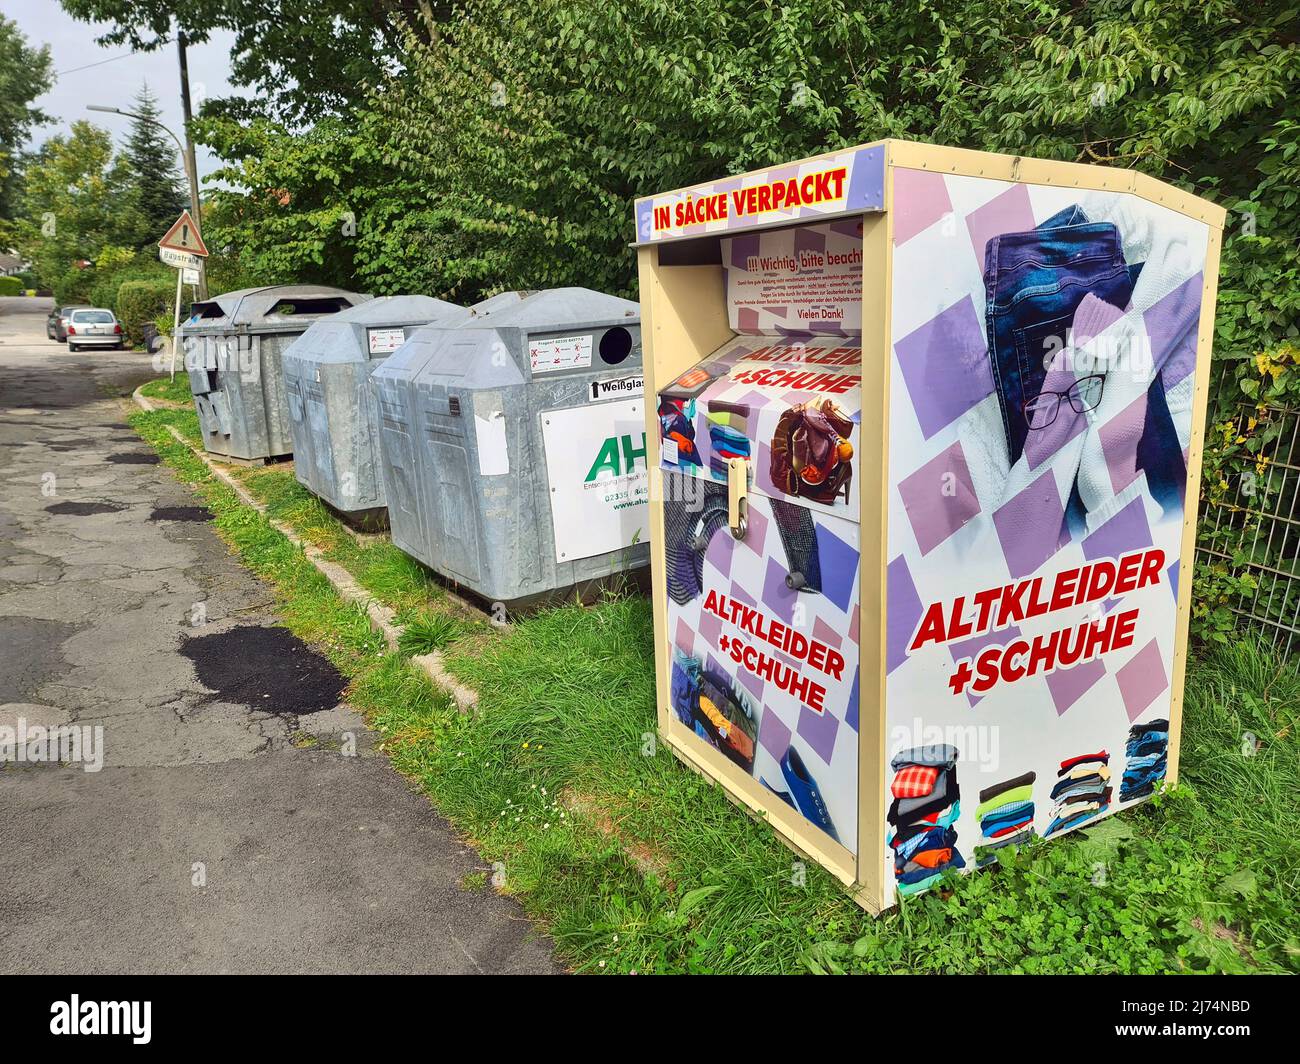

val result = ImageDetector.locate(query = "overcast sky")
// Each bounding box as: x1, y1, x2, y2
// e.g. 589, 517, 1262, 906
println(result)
10, 0, 241, 183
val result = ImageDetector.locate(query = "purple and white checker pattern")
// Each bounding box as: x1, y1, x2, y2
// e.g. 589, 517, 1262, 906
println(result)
882, 167, 1213, 904
634, 145, 885, 245
723, 221, 866, 335
659, 334, 862, 523
664, 471, 863, 852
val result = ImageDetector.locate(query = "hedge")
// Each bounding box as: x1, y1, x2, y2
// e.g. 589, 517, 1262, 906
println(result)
115, 280, 176, 348
0, 276, 24, 296
53, 266, 95, 307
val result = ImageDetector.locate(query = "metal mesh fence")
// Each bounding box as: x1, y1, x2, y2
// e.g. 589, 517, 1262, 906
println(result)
1197, 364, 1300, 656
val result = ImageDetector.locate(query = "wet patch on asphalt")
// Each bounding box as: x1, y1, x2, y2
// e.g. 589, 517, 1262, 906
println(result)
180, 625, 348, 717
150, 506, 211, 523
106, 452, 160, 465
0, 616, 80, 704
45, 502, 124, 516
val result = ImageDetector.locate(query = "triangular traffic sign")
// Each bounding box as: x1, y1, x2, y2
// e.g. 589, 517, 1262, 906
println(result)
158, 210, 209, 257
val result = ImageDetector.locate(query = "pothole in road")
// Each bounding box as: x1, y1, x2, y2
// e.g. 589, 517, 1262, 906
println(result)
45, 502, 123, 516
106, 452, 160, 465
150, 506, 211, 523
180, 625, 348, 717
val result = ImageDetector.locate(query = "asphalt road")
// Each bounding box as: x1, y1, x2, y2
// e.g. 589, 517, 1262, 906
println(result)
0, 297, 558, 973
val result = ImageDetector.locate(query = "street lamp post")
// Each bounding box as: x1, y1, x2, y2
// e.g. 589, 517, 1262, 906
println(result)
88, 103, 208, 380
86, 103, 208, 301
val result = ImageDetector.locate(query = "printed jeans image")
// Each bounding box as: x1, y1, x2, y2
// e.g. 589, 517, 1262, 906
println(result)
969, 202, 1195, 541
984, 205, 1133, 468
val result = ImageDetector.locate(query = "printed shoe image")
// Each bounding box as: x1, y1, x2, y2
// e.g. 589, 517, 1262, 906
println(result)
780, 745, 838, 842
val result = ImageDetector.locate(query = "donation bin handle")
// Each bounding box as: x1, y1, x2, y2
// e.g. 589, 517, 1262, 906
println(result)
727, 457, 749, 540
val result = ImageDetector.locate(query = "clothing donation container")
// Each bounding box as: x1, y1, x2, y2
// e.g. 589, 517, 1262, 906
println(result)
369, 287, 649, 609
635, 140, 1225, 910
281, 295, 463, 519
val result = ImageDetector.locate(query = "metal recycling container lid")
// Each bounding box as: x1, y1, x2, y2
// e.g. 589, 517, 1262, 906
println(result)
283, 295, 464, 365
180, 284, 371, 336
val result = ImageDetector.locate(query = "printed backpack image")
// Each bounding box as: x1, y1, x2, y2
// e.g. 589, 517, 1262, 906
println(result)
770, 399, 855, 505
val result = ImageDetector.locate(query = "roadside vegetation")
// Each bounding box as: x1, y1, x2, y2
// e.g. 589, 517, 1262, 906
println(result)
19, 0, 1293, 646
130, 396, 1300, 974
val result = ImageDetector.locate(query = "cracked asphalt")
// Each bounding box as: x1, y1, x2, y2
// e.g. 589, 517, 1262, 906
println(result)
0, 297, 558, 973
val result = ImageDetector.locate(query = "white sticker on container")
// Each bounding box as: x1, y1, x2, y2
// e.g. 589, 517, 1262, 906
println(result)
368, 327, 406, 355
529, 334, 593, 374
474, 411, 509, 476
588, 375, 643, 402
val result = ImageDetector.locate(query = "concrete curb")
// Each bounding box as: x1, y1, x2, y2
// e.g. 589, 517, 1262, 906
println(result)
132, 385, 480, 712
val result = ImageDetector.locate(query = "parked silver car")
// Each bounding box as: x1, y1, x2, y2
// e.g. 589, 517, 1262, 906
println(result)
65, 308, 124, 351
46, 305, 88, 343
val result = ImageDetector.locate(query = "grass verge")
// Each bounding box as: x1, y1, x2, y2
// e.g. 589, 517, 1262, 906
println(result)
130, 395, 1300, 974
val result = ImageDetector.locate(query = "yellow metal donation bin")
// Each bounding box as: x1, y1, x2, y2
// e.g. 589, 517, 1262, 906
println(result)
634, 139, 1225, 911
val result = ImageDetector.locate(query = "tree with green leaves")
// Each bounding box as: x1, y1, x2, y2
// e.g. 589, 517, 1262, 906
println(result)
119, 83, 185, 245
0, 15, 55, 230
57, 0, 445, 124
14, 121, 140, 297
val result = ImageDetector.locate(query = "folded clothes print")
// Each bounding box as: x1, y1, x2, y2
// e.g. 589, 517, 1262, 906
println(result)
891, 764, 941, 799
1058, 750, 1110, 774
1128, 733, 1169, 758
887, 748, 965, 894
1050, 772, 1109, 801
897, 849, 967, 896
891, 825, 958, 874
984, 205, 1134, 469
977, 770, 1036, 805
976, 771, 1037, 866
707, 411, 752, 479
954, 197, 1203, 563
888, 800, 961, 845
974, 828, 1035, 866
888, 769, 959, 824
1044, 750, 1110, 837
1121, 719, 1170, 802
1046, 806, 1108, 836
975, 785, 1033, 821
890, 744, 959, 772
891, 824, 951, 863
1062, 761, 1112, 781
982, 802, 1034, 834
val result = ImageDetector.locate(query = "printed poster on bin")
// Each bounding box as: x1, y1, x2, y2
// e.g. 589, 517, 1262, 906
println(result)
659, 220, 864, 853
883, 170, 1210, 901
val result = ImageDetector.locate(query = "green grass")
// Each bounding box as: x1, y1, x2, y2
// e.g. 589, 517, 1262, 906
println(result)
397, 612, 463, 656
128, 391, 1300, 974
139, 375, 195, 405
